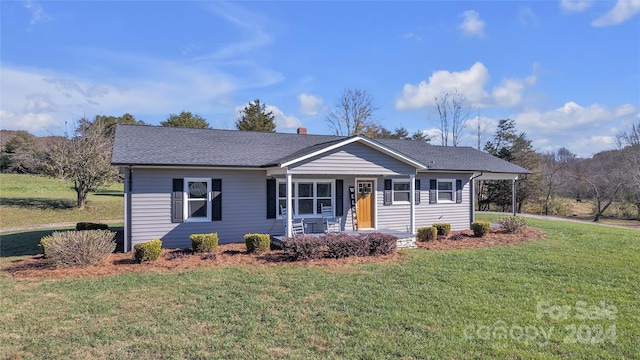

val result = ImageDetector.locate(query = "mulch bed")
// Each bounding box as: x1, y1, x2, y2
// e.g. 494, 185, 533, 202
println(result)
3, 227, 546, 280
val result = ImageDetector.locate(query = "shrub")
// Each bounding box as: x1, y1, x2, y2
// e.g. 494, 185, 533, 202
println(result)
76, 222, 109, 231
282, 235, 326, 261
190, 233, 218, 253
39, 236, 53, 258
244, 233, 271, 254
471, 221, 491, 237
134, 239, 162, 263
366, 233, 398, 255
417, 227, 438, 242
326, 233, 370, 259
498, 216, 527, 233
432, 223, 451, 236
40, 230, 116, 266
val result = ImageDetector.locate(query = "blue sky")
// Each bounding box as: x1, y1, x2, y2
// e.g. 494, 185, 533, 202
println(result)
1, 0, 638, 157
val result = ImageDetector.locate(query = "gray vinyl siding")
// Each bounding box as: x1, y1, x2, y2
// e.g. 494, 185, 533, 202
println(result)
375, 173, 473, 232
129, 168, 281, 248
289, 142, 416, 176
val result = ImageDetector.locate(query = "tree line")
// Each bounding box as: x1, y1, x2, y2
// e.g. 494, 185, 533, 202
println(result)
2, 91, 638, 221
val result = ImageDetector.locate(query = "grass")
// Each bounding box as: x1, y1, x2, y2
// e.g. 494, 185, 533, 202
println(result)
0, 174, 124, 228
0, 216, 638, 359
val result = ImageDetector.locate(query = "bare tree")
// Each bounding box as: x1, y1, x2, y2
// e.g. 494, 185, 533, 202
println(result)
46, 119, 117, 209
616, 121, 640, 218
540, 147, 575, 215
326, 89, 379, 136
577, 150, 626, 222
434, 89, 470, 146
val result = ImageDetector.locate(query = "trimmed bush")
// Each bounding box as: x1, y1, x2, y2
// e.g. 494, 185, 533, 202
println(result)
432, 223, 451, 236
40, 230, 116, 266
366, 233, 398, 255
134, 239, 162, 263
76, 222, 109, 231
190, 233, 218, 253
417, 227, 438, 242
498, 216, 527, 233
283, 233, 398, 260
39, 236, 53, 258
471, 221, 491, 237
245, 233, 271, 254
326, 233, 370, 259
282, 235, 326, 261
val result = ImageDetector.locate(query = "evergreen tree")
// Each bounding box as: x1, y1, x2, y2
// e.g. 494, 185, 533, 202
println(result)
235, 99, 276, 132
161, 111, 209, 129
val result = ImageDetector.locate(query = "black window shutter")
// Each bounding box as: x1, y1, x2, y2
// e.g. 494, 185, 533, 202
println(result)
456, 179, 463, 204
429, 179, 437, 204
335, 179, 344, 216
212, 179, 222, 221
266, 179, 276, 219
171, 179, 184, 223
383, 179, 392, 206
415, 179, 421, 205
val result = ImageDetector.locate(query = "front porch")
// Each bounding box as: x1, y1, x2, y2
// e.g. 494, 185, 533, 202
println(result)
270, 228, 417, 250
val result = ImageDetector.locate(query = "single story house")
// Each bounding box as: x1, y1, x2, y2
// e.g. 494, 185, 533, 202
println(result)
111, 125, 530, 251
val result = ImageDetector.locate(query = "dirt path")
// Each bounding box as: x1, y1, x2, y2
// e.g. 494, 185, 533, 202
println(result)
0, 219, 124, 233
480, 212, 640, 230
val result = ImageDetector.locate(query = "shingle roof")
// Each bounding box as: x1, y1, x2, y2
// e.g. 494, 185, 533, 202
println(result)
112, 125, 530, 174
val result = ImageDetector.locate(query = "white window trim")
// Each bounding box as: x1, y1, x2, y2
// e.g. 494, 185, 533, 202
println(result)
436, 179, 455, 204
184, 177, 212, 222
277, 179, 335, 218
391, 179, 411, 205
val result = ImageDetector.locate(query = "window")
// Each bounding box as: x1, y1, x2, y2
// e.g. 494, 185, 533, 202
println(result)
185, 178, 211, 221
392, 180, 410, 203
277, 180, 334, 217
437, 180, 454, 203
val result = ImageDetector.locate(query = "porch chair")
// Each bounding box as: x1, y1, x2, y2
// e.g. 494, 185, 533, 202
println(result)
280, 205, 305, 236
321, 205, 341, 233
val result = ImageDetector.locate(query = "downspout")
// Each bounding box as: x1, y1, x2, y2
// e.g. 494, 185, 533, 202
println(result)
409, 174, 416, 235
125, 166, 132, 252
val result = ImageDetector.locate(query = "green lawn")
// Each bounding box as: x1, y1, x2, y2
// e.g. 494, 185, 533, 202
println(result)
0, 216, 638, 359
0, 174, 124, 228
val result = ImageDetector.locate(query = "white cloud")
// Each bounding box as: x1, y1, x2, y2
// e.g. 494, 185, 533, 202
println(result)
396, 62, 490, 110
492, 74, 537, 107
298, 93, 323, 116
0, 60, 239, 134
560, 0, 592, 13
396, 62, 539, 111
518, 6, 538, 27
23, 0, 52, 25
0, 110, 59, 133
266, 105, 303, 129
592, 0, 640, 27
402, 32, 422, 41
459, 10, 485, 38
514, 101, 637, 157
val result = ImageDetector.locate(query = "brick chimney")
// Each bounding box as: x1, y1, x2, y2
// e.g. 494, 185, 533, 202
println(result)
297, 127, 307, 135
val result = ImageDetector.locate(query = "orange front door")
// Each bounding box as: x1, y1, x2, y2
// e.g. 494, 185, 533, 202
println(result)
356, 181, 374, 228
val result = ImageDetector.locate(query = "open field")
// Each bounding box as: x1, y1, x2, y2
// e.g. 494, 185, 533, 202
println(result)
0, 174, 124, 229
0, 216, 638, 359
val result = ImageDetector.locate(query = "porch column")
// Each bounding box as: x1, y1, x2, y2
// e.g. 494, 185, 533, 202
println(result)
409, 174, 416, 234
286, 172, 293, 237
512, 178, 517, 216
